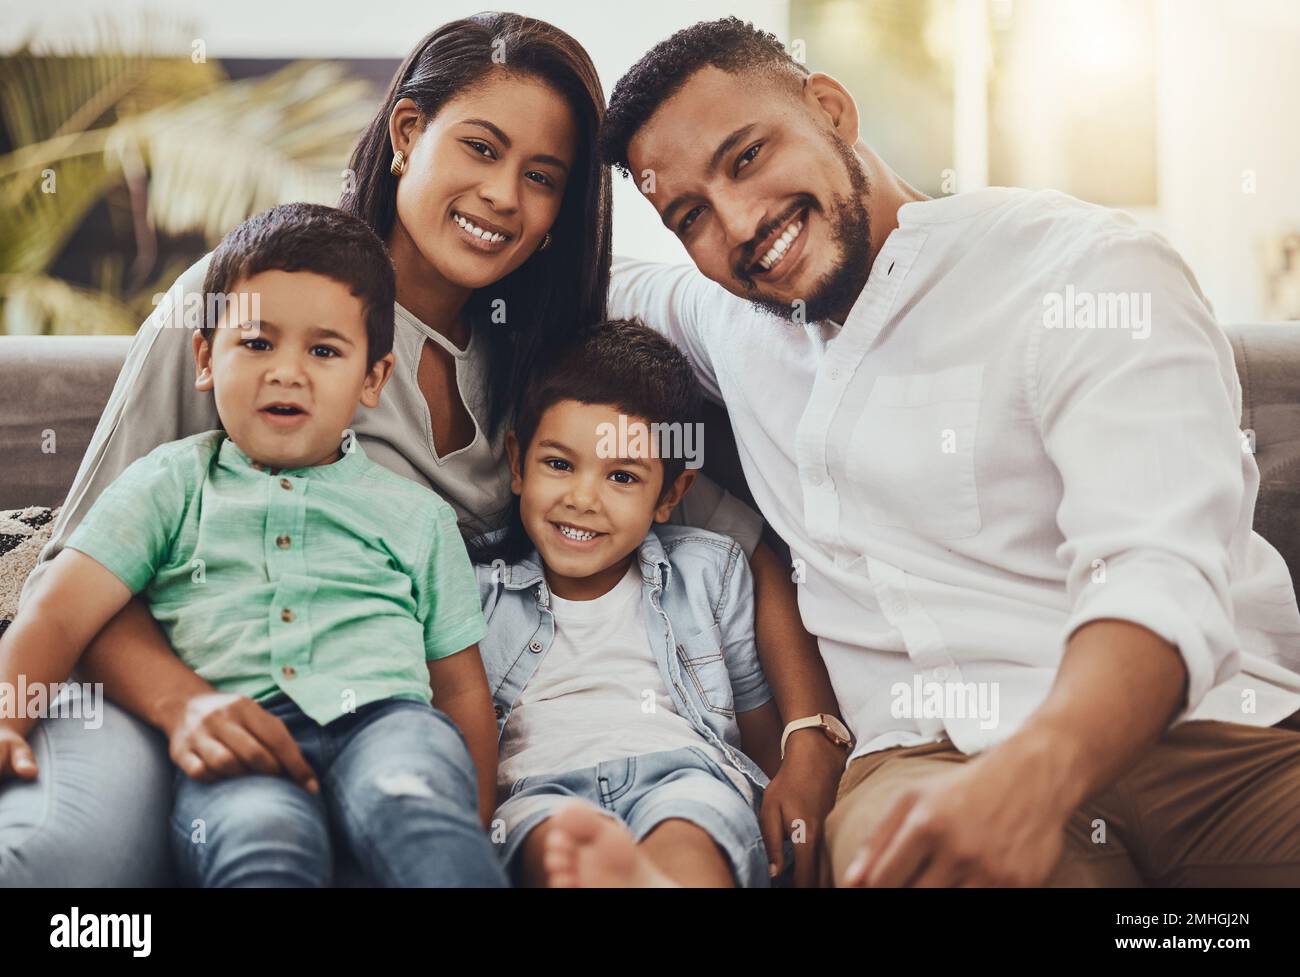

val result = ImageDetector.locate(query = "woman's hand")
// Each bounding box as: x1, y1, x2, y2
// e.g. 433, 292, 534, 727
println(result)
75, 596, 323, 790
758, 730, 846, 887
0, 726, 38, 782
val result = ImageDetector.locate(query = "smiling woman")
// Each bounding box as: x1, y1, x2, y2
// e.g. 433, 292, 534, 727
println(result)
341, 14, 611, 448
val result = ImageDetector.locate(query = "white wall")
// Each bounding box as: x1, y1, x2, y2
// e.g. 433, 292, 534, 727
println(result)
0, 0, 789, 264
1156, 0, 1300, 322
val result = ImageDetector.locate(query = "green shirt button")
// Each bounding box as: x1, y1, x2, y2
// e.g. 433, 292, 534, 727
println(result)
62, 431, 487, 727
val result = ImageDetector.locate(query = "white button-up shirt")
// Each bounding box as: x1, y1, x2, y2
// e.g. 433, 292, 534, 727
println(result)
609, 187, 1300, 762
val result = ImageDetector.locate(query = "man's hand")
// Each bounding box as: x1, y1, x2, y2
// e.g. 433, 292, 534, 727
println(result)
844, 738, 1074, 887
843, 621, 1186, 887
165, 692, 318, 793
0, 727, 38, 782
759, 731, 845, 887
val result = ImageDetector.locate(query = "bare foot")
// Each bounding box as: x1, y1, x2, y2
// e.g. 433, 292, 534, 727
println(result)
543, 801, 680, 888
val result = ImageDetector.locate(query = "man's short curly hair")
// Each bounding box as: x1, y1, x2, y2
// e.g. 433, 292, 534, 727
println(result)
600, 16, 809, 179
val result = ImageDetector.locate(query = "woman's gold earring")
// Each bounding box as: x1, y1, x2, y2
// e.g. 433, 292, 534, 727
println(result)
390, 151, 407, 177
537, 231, 552, 253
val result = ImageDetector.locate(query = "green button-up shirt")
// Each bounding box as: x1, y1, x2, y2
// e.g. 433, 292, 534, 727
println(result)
65, 430, 486, 725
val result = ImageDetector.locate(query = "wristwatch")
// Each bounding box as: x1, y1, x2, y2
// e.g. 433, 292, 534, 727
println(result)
780, 714, 854, 759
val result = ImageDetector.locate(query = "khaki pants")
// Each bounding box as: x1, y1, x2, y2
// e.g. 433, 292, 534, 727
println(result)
823, 711, 1300, 886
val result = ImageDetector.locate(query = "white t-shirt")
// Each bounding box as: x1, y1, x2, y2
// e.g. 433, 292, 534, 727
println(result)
497, 562, 752, 802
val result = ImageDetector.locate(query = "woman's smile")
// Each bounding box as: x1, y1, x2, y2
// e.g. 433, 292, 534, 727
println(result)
450, 209, 514, 254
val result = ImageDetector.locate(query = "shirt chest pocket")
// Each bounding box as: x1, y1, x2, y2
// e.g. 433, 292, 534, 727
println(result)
675, 623, 734, 718
843, 364, 983, 540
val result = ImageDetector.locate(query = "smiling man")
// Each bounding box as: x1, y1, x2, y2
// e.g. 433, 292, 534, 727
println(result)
603, 17, 1300, 887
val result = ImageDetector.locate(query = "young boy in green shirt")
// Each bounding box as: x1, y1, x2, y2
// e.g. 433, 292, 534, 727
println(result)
0, 203, 506, 887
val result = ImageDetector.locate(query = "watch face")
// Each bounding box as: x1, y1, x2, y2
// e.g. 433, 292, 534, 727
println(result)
824, 715, 852, 745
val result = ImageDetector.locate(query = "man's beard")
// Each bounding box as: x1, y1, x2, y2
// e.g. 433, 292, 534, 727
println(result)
742, 132, 873, 326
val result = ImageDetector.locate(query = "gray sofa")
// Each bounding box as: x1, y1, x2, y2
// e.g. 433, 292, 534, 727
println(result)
2, 325, 1299, 595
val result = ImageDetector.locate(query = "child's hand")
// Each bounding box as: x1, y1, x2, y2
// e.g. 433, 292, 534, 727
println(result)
165, 692, 319, 793
0, 727, 38, 782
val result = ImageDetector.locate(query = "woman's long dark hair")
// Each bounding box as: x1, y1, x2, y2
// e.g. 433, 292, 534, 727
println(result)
340, 12, 611, 450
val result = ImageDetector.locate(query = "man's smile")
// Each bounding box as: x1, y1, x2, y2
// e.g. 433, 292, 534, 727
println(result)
749, 206, 810, 276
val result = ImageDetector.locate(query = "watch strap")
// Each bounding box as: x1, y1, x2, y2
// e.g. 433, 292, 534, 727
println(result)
780, 713, 853, 759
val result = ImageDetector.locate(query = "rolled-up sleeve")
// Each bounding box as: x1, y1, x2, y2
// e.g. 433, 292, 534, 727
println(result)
1028, 231, 1247, 715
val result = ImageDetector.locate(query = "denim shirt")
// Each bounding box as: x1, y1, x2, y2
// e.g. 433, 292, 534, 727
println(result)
473, 524, 774, 792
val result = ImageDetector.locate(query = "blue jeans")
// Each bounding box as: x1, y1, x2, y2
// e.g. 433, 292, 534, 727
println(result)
170, 695, 506, 887
0, 694, 172, 887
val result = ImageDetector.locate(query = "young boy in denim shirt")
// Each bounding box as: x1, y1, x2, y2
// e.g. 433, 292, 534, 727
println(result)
470, 319, 852, 886
0, 203, 505, 887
